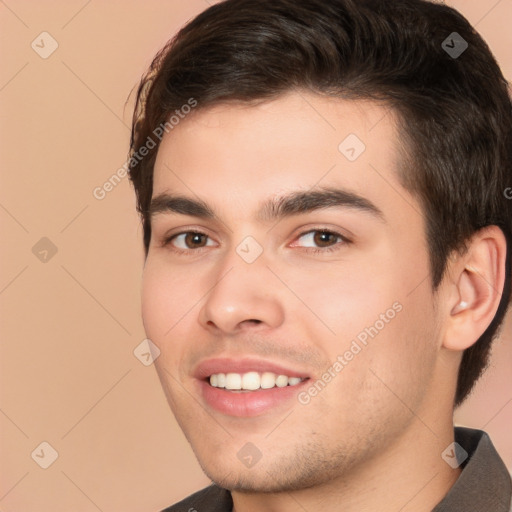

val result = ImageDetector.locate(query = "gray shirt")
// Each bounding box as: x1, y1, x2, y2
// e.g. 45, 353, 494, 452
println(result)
162, 427, 512, 512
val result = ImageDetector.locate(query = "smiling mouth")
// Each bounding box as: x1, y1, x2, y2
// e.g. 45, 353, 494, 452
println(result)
207, 371, 308, 391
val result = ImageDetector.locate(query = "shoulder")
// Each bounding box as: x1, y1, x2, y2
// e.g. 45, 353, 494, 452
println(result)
160, 484, 232, 512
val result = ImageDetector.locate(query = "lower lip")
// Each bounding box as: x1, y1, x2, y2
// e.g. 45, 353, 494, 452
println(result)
198, 379, 309, 417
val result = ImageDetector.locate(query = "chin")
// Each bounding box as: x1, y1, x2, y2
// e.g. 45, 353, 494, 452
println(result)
196, 454, 330, 493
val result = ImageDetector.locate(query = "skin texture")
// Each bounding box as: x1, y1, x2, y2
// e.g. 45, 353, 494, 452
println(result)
141, 92, 506, 512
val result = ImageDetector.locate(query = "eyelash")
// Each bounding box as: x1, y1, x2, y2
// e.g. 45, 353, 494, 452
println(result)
161, 228, 351, 256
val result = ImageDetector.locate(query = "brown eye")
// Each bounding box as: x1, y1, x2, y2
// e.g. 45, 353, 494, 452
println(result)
166, 231, 214, 251
290, 228, 352, 254
183, 232, 208, 248
313, 231, 339, 247
295, 230, 346, 249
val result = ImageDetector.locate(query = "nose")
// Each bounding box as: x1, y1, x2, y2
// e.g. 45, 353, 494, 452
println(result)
198, 250, 285, 335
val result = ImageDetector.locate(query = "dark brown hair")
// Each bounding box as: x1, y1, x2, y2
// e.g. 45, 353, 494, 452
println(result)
128, 0, 512, 408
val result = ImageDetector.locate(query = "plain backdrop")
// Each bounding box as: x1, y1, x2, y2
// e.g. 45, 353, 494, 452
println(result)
0, 1, 511, 510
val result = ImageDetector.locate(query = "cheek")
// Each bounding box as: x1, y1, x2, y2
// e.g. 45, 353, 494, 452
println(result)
285, 258, 398, 343
141, 259, 201, 354
141, 263, 169, 339
354, 290, 439, 412
298, 254, 437, 397
310, 302, 439, 440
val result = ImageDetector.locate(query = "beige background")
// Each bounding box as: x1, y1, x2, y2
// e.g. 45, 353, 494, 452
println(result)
0, 1, 511, 510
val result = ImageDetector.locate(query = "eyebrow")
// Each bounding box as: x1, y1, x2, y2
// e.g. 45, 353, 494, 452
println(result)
148, 187, 385, 224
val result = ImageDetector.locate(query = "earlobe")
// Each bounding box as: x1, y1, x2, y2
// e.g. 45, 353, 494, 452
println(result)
443, 226, 507, 352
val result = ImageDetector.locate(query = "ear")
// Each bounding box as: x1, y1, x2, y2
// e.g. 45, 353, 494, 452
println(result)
442, 225, 507, 351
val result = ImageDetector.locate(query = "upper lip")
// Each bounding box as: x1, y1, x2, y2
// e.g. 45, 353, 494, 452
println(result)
194, 357, 311, 380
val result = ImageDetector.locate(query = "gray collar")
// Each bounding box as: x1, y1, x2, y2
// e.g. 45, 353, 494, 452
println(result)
432, 427, 512, 511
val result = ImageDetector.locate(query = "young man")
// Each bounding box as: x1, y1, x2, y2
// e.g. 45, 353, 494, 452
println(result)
128, 0, 512, 510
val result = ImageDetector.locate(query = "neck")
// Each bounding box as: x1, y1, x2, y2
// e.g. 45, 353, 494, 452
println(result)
231, 419, 462, 512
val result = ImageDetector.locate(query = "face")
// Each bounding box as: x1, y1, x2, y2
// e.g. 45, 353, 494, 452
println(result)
142, 92, 447, 492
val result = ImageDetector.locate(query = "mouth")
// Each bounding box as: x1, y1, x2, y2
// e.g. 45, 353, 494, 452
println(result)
194, 358, 311, 417
207, 371, 307, 392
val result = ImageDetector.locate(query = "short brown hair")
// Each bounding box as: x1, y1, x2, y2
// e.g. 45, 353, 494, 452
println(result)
128, 0, 512, 408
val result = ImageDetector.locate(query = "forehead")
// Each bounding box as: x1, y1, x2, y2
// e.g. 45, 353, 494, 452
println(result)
151, 92, 419, 223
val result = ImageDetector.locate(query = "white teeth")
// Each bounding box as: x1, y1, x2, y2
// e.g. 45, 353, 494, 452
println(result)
216, 373, 226, 388
241, 371, 260, 390
225, 373, 242, 390
275, 374, 289, 387
208, 372, 305, 390
260, 372, 276, 389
